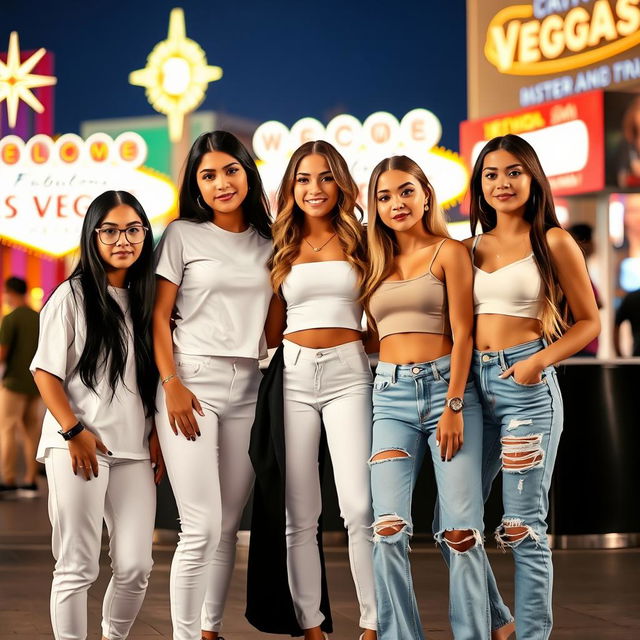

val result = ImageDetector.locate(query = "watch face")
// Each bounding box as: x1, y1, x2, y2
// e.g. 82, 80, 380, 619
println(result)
449, 397, 464, 412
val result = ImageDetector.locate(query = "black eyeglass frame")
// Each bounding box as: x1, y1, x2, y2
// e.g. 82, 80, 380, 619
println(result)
94, 226, 149, 245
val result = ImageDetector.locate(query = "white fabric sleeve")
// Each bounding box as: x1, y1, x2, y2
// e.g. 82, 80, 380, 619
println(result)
155, 222, 185, 285
30, 282, 77, 380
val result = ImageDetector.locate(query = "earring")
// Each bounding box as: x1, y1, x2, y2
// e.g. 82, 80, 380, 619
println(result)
197, 195, 208, 210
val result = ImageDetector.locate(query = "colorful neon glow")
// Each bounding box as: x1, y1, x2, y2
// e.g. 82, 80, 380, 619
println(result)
0, 31, 57, 129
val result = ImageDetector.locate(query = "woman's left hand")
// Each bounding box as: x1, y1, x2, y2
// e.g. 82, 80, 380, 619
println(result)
500, 356, 544, 385
149, 427, 165, 485
435, 410, 464, 462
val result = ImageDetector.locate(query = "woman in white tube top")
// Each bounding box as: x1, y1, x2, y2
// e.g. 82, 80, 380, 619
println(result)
257, 140, 377, 640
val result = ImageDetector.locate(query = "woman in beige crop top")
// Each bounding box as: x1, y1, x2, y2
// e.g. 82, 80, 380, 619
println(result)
363, 156, 493, 639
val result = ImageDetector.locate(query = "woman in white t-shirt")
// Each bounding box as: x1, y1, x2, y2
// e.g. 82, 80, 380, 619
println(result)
32, 190, 162, 640
153, 131, 273, 640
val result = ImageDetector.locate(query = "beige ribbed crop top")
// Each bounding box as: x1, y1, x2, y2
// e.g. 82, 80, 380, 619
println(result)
369, 239, 451, 340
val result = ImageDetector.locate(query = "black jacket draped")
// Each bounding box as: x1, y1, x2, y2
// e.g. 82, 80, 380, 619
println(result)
245, 344, 333, 636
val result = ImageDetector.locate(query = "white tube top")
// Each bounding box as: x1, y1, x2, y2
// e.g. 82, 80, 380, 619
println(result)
282, 261, 363, 334
472, 235, 544, 319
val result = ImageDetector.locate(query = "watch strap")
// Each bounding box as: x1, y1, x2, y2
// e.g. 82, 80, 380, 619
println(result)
58, 422, 85, 441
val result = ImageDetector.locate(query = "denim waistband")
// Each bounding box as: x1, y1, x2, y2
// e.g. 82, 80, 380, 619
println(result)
473, 338, 545, 369
282, 338, 365, 364
376, 353, 451, 383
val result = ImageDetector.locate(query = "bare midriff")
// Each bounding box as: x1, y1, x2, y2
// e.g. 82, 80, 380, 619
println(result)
379, 332, 453, 365
284, 327, 363, 349
474, 314, 542, 352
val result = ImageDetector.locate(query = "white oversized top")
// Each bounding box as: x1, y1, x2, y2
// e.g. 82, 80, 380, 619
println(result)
154, 219, 273, 359
31, 280, 151, 462
282, 261, 363, 334
472, 234, 544, 319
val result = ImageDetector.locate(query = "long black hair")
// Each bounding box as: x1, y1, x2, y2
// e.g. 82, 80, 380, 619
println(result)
469, 134, 568, 340
179, 130, 271, 238
69, 190, 157, 417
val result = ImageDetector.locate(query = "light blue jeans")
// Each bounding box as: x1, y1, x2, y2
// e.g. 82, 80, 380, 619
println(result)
472, 338, 563, 639
370, 354, 490, 640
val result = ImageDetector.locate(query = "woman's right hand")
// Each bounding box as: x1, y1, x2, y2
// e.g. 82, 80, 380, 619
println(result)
163, 378, 205, 440
68, 430, 110, 480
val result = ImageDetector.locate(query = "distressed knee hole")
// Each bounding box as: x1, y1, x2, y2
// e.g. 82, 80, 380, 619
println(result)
369, 448, 411, 465
373, 514, 411, 540
501, 434, 544, 472
495, 518, 540, 549
438, 528, 483, 553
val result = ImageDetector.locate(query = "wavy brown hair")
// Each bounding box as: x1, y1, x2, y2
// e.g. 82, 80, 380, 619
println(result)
470, 134, 568, 340
362, 155, 448, 316
270, 140, 367, 293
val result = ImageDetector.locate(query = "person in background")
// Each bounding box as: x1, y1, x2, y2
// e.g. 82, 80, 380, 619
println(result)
568, 224, 602, 357
0, 276, 44, 498
614, 289, 640, 357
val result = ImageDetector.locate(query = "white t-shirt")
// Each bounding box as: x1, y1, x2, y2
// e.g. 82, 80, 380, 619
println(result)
32, 280, 151, 462
154, 219, 273, 359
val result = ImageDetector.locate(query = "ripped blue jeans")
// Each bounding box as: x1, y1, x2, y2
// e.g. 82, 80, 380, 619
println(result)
370, 355, 490, 640
471, 338, 563, 640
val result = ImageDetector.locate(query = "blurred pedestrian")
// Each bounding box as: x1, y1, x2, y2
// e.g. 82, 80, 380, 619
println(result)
0, 276, 43, 498
614, 289, 640, 357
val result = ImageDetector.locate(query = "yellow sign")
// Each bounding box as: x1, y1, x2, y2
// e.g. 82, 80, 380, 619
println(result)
485, 0, 640, 76
0, 31, 57, 128
129, 8, 223, 142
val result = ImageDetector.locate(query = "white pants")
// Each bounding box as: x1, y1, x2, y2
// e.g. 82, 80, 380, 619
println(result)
282, 339, 377, 631
45, 448, 156, 640
155, 355, 260, 639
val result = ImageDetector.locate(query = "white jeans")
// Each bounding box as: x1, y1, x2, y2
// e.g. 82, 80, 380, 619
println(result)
45, 448, 156, 640
155, 354, 260, 639
282, 339, 377, 631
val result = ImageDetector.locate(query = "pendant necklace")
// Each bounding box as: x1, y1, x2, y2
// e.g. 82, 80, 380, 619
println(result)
303, 233, 337, 252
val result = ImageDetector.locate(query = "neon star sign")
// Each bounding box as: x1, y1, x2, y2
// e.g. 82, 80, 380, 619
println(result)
0, 31, 57, 129
129, 8, 223, 142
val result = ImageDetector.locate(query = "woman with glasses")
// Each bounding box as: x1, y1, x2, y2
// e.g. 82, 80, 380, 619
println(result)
32, 190, 162, 640
153, 131, 273, 640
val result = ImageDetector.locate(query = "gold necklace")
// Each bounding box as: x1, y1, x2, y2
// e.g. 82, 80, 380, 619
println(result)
303, 233, 337, 252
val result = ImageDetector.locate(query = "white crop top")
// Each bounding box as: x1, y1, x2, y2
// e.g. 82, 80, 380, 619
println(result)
472, 235, 544, 319
282, 261, 363, 334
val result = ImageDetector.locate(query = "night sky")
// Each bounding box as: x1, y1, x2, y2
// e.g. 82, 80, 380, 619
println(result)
1, 0, 468, 151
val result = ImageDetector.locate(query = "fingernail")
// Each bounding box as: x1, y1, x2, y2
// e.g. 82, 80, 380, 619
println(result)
435, 440, 440, 447
441, 457, 445, 462
196, 431, 201, 437
108, 451, 113, 456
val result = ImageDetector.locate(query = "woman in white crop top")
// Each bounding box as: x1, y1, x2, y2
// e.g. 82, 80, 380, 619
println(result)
461, 134, 600, 640
153, 132, 273, 640
252, 140, 377, 640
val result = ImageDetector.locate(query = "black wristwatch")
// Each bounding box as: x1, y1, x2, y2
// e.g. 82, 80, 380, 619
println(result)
446, 397, 464, 413
58, 422, 85, 441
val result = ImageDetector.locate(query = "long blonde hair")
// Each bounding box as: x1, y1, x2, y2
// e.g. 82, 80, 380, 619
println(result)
270, 140, 367, 293
362, 155, 448, 314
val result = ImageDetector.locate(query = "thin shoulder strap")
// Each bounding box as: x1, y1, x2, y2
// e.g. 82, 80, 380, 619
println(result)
428, 239, 447, 275
472, 234, 481, 253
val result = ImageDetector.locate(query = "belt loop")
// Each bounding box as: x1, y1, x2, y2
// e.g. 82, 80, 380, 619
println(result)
391, 365, 397, 384
292, 345, 301, 366
430, 361, 440, 381
498, 349, 507, 371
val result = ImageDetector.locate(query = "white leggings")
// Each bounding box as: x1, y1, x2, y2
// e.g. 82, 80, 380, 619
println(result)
155, 355, 260, 639
45, 448, 156, 640
282, 339, 377, 631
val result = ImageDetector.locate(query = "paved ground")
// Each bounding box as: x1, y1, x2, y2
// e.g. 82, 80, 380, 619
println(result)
1, 486, 639, 639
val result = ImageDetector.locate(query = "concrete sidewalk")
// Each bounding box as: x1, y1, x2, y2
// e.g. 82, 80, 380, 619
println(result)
1, 486, 639, 639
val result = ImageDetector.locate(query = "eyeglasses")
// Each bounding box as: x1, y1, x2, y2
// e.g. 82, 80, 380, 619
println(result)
95, 225, 148, 245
